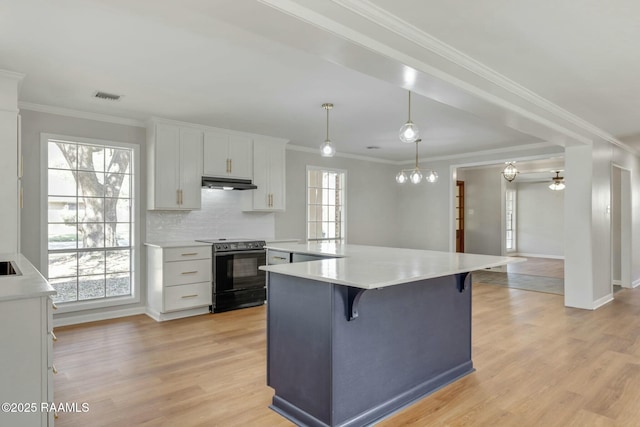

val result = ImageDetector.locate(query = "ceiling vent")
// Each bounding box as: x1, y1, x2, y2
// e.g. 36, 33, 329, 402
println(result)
94, 91, 121, 101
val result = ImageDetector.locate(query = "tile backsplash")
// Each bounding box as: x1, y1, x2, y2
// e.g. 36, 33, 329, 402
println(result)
146, 189, 275, 242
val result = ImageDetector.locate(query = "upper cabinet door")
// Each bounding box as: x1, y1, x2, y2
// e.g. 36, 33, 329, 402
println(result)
203, 131, 229, 177
179, 128, 203, 209
153, 124, 181, 209
203, 131, 253, 179
227, 135, 252, 179
268, 145, 285, 210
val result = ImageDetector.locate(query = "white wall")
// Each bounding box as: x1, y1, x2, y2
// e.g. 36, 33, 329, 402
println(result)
275, 148, 401, 247
516, 181, 564, 257
147, 190, 274, 241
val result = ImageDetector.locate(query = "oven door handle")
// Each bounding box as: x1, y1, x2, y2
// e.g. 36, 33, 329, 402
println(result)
214, 250, 266, 256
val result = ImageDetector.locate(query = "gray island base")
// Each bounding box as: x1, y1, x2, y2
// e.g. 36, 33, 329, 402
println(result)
267, 271, 474, 427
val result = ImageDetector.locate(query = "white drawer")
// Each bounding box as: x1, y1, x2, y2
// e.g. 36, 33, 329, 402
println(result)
164, 246, 211, 262
164, 259, 211, 286
268, 250, 291, 265
164, 282, 211, 312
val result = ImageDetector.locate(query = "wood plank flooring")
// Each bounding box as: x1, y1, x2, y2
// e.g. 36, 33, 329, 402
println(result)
54, 284, 640, 426
507, 257, 564, 279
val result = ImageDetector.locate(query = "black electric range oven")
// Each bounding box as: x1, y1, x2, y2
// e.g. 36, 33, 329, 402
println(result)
196, 238, 266, 313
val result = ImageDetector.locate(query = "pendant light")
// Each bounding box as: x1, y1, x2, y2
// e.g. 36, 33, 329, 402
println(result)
395, 139, 438, 184
549, 171, 565, 191
502, 162, 519, 182
399, 91, 420, 143
319, 103, 335, 157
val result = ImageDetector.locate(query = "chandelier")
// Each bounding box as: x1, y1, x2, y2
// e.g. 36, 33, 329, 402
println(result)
502, 162, 519, 182
549, 171, 565, 191
396, 139, 438, 184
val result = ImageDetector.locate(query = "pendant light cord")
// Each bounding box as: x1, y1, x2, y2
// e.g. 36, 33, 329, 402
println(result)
415, 140, 419, 169
326, 106, 330, 141
408, 91, 412, 122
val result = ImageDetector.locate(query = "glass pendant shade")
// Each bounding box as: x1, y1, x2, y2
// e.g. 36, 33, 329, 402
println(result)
399, 121, 420, 144
320, 139, 335, 157
502, 162, 518, 182
409, 169, 422, 184
549, 171, 565, 191
425, 170, 439, 183
395, 171, 408, 184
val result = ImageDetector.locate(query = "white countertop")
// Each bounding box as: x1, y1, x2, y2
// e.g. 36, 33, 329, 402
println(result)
260, 242, 524, 289
145, 241, 213, 248
0, 253, 56, 302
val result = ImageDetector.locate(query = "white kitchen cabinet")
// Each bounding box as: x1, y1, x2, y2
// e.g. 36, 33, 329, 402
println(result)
147, 122, 203, 210
203, 131, 252, 179
0, 296, 55, 427
245, 138, 288, 211
146, 243, 212, 321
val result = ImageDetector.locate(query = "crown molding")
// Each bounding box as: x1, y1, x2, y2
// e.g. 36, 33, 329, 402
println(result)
332, 0, 638, 156
18, 102, 146, 128
287, 144, 399, 164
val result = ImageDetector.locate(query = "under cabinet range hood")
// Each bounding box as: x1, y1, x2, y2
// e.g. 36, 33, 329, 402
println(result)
202, 176, 258, 190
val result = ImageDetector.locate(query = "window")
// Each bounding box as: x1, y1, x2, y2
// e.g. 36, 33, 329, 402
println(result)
505, 188, 516, 252
307, 167, 346, 242
43, 135, 138, 309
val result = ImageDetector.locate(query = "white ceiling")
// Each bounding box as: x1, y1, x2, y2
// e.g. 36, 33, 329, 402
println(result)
2, 0, 636, 161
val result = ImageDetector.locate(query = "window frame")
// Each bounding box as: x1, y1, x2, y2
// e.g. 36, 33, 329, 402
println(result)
40, 133, 141, 313
305, 165, 347, 243
505, 187, 516, 253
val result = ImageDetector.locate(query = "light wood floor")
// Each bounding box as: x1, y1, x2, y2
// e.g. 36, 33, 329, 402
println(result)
54, 284, 640, 426
507, 257, 564, 279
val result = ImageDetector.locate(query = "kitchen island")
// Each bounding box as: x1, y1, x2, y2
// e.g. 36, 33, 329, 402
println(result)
260, 243, 521, 427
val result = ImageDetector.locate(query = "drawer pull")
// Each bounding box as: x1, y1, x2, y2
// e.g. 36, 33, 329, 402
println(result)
181, 294, 199, 299
181, 271, 198, 275
181, 252, 199, 256
54, 411, 59, 420
52, 365, 58, 374
51, 302, 58, 310
51, 331, 57, 342
272, 256, 288, 261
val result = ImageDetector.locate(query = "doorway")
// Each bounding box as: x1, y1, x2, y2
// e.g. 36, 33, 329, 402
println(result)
611, 164, 632, 290
456, 181, 464, 252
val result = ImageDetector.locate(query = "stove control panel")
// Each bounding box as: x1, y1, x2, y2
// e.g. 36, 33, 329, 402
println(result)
213, 241, 266, 252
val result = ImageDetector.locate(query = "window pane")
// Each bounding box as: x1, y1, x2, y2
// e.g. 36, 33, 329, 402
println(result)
78, 172, 105, 197
48, 169, 76, 196
114, 198, 130, 223
48, 142, 76, 169
79, 223, 104, 248
104, 223, 130, 247
308, 205, 316, 221
107, 273, 131, 297
48, 224, 78, 250
48, 196, 77, 223
105, 149, 131, 174
50, 277, 77, 303
78, 251, 105, 276
308, 222, 317, 240
79, 275, 106, 300
79, 197, 104, 222
105, 173, 130, 197
48, 252, 77, 278
78, 145, 105, 172
308, 188, 319, 204
106, 249, 130, 273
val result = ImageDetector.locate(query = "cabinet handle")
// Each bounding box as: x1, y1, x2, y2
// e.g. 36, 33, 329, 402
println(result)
51, 331, 57, 342
176, 189, 180, 205
54, 411, 59, 420
52, 365, 58, 374
180, 189, 184, 205
230, 158, 232, 173
272, 256, 287, 261
19, 186, 23, 209
181, 271, 198, 275
226, 158, 230, 173
181, 294, 199, 299
181, 252, 198, 256
51, 301, 58, 310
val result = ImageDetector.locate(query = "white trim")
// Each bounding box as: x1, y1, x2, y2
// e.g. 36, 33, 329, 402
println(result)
592, 294, 614, 310
145, 306, 210, 322
288, 143, 398, 164
514, 253, 565, 260
53, 306, 146, 327
612, 280, 622, 286
632, 278, 640, 288
421, 142, 563, 164
41, 133, 141, 312
20, 102, 146, 128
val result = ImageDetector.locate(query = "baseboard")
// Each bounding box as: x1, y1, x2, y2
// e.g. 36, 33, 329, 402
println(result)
592, 294, 614, 310
612, 280, 622, 286
633, 278, 640, 288
514, 253, 564, 260
145, 306, 210, 322
53, 306, 146, 327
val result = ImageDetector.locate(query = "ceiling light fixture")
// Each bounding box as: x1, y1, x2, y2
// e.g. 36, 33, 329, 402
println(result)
320, 103, 335, 157
396, 139, 438, 184
502, 162, 519, 182
549, 171, 565, 191
399, 91, 420, 143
